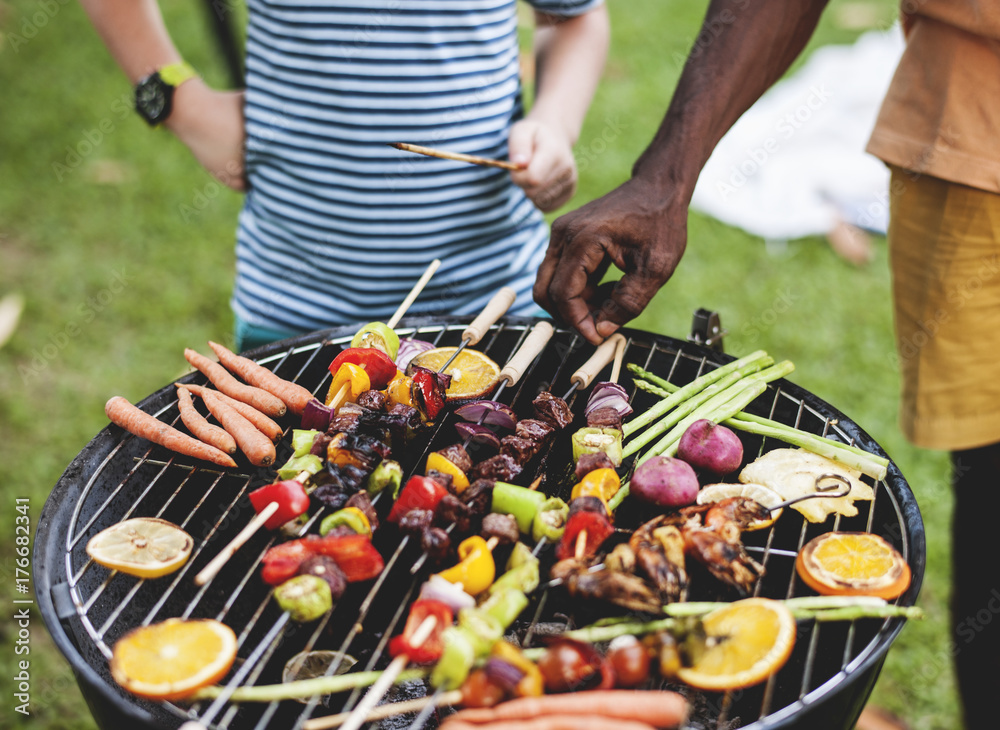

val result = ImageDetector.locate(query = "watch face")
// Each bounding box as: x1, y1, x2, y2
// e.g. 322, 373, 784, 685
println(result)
135, 73, 172, 125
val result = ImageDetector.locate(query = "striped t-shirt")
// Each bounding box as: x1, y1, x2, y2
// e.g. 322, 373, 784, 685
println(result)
235, 0, 602, 335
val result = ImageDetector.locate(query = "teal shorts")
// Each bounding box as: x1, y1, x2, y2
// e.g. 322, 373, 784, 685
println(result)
234, 317, 303, 354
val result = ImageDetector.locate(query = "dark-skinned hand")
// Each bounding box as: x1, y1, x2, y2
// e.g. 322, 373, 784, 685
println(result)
533, 176, 688, 344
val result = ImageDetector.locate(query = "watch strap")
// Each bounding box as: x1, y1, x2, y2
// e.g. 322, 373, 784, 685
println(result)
158, 61, 197, 88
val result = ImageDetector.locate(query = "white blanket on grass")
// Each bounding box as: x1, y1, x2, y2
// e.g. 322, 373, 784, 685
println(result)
689, 25, 905, 239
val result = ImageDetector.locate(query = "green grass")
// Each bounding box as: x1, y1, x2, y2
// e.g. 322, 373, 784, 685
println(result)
0, 0, 956, 728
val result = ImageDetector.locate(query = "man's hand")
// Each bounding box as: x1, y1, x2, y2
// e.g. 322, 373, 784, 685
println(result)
508, 118, 577, 213
166, 79, 247, 191
533, 177, 688, 345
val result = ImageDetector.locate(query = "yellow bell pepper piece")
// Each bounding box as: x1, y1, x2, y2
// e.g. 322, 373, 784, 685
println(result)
426, 452, 470, 492
435, 536, 495, 596
570, 468, 620, 510
326, 363, 371, 407
386, 372, 414, 407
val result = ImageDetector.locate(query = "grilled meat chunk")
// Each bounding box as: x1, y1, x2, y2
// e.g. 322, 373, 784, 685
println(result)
426, 470, 454, 492
574, 451, 616, 480
481, 513, 520, 546
297, 555, 348, 602
327, 414, 360, 435
356, 389, 387, 412
552, 557, 662, 614
500, 435, 540, 464
532, 391, 574, 430
514, 418, 556, 444
470, 453, 522, 482
421, 526, 452, 563
345, 491, 378, 534
436, 443, 473, 474
630, 516, 688, 604
586, 406, 623, 430
462, 479, 495, 518
436, 494, 472, 534
398, 509, 434, 538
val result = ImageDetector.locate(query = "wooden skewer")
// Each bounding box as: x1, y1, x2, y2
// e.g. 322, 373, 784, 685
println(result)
389, 142, 527, 172
386, 258, 441, 330
303, 690, 463, 730
195, 502, 279, 586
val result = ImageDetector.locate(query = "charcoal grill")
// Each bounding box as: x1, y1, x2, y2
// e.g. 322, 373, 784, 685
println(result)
35, 316, 924, 730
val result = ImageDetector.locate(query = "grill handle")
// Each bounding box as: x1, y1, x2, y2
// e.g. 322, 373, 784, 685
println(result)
462, 287, 517, 345
570, 333, 626, 389
499, 320, 555, 386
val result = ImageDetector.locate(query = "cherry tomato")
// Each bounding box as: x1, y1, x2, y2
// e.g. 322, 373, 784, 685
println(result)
607, 636, 651, 688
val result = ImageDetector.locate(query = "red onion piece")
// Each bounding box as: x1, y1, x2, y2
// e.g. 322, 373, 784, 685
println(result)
454, 400, 518, 429
395, 338, 435, 372
484, 657, 526, 695
454, 422, 502, 452
301, 398, 332, 431
417, 574, 476, 613
585, 381, 633, 418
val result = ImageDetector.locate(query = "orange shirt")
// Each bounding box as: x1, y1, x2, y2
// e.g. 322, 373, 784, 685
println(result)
866, 1, 1000, 193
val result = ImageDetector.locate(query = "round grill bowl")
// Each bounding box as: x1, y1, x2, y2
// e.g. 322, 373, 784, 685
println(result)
35, 317, 924, 730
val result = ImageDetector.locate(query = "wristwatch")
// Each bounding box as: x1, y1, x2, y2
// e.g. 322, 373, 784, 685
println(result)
134, 62, 197, 126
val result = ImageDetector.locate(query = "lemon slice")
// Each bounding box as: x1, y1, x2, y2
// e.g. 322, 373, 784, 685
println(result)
110, 618, 238, 701
796, 532, 911, 600
86, 517, 193, 579
409, 347, 500, 401
697, 482, 784, 530
282, 650, 357, 705
676, 597, 796, 691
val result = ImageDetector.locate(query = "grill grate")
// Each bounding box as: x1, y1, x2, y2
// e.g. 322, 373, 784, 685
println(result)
40, 317, 923, 730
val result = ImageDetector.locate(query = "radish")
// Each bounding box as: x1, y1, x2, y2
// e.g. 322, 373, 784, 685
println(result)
677, 419, 744, 476
630, 456, 699, 508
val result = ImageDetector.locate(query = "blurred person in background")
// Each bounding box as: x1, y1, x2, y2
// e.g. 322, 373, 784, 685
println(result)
534, 1, 1000, 727
79, 0, 608, 351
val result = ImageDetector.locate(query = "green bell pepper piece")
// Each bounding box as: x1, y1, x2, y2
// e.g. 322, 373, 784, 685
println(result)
491, 482, 547, 534
276, 453, 323, 482
456, 607, 505, 657
571, 427, 624, 467
319, 507, 371, 537
367, 459, 403, 496
429, 626, 477, 690
531, 497, 569, 543
480, 588, 529, 629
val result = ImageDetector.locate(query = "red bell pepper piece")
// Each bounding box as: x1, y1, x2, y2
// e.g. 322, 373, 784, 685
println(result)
307, 533, 385, 582
328, 348, 398, 390
388, 475, 449, 524
388, 599, 453, 665
411, 368, 447, 420
260, 540, 314, 585
556, 510, 615, 561
249, 480, 311, 531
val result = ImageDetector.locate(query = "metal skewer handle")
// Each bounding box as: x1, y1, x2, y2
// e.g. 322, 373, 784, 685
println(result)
498, 320, 554, 387
768, 473, 853, 512
570, 332, 626, 389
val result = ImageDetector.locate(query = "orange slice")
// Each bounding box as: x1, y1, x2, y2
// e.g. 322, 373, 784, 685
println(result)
408, 347, 500, 401
110, 618, 238, 701
86, 517, 193, 579
676, 597, 796, 691
796, 532, 911, 600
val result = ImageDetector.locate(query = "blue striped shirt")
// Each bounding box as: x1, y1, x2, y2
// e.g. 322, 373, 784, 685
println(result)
234, 0, 602, 334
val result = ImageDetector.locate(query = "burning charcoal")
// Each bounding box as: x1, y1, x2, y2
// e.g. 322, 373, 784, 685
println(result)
515, 418, 556, 444
426, 470, 454, 492
500, 435, 541, 464
297, 555, 348, 602
574, 452, 616, 480
398, 509, 434, 538
470, 453, 522, 482
532, 392, 574, 430
436, 443, 473, 474
481, 513, 519, 546
345, 491, 379, 533
421, 526, 452, 564
462, 479, 495, 518
356, 390, 387, 412
436, 494, 472, 534
586, 406, 623, 431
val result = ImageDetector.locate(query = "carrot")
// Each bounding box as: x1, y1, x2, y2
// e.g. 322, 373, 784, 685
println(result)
184, 348, 287, 418
175, 385, 238, 455
181, 384, 284, 442
104, 396, 237, 469
208, 340, 314, 416
440, 718, 658, 730
199, 390, 277, 467
442, 691, 687, 729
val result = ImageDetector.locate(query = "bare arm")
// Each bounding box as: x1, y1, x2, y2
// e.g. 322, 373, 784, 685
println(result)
78, 0, 247, 189
509, 5, 610, 212
534, 0, 830, 343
